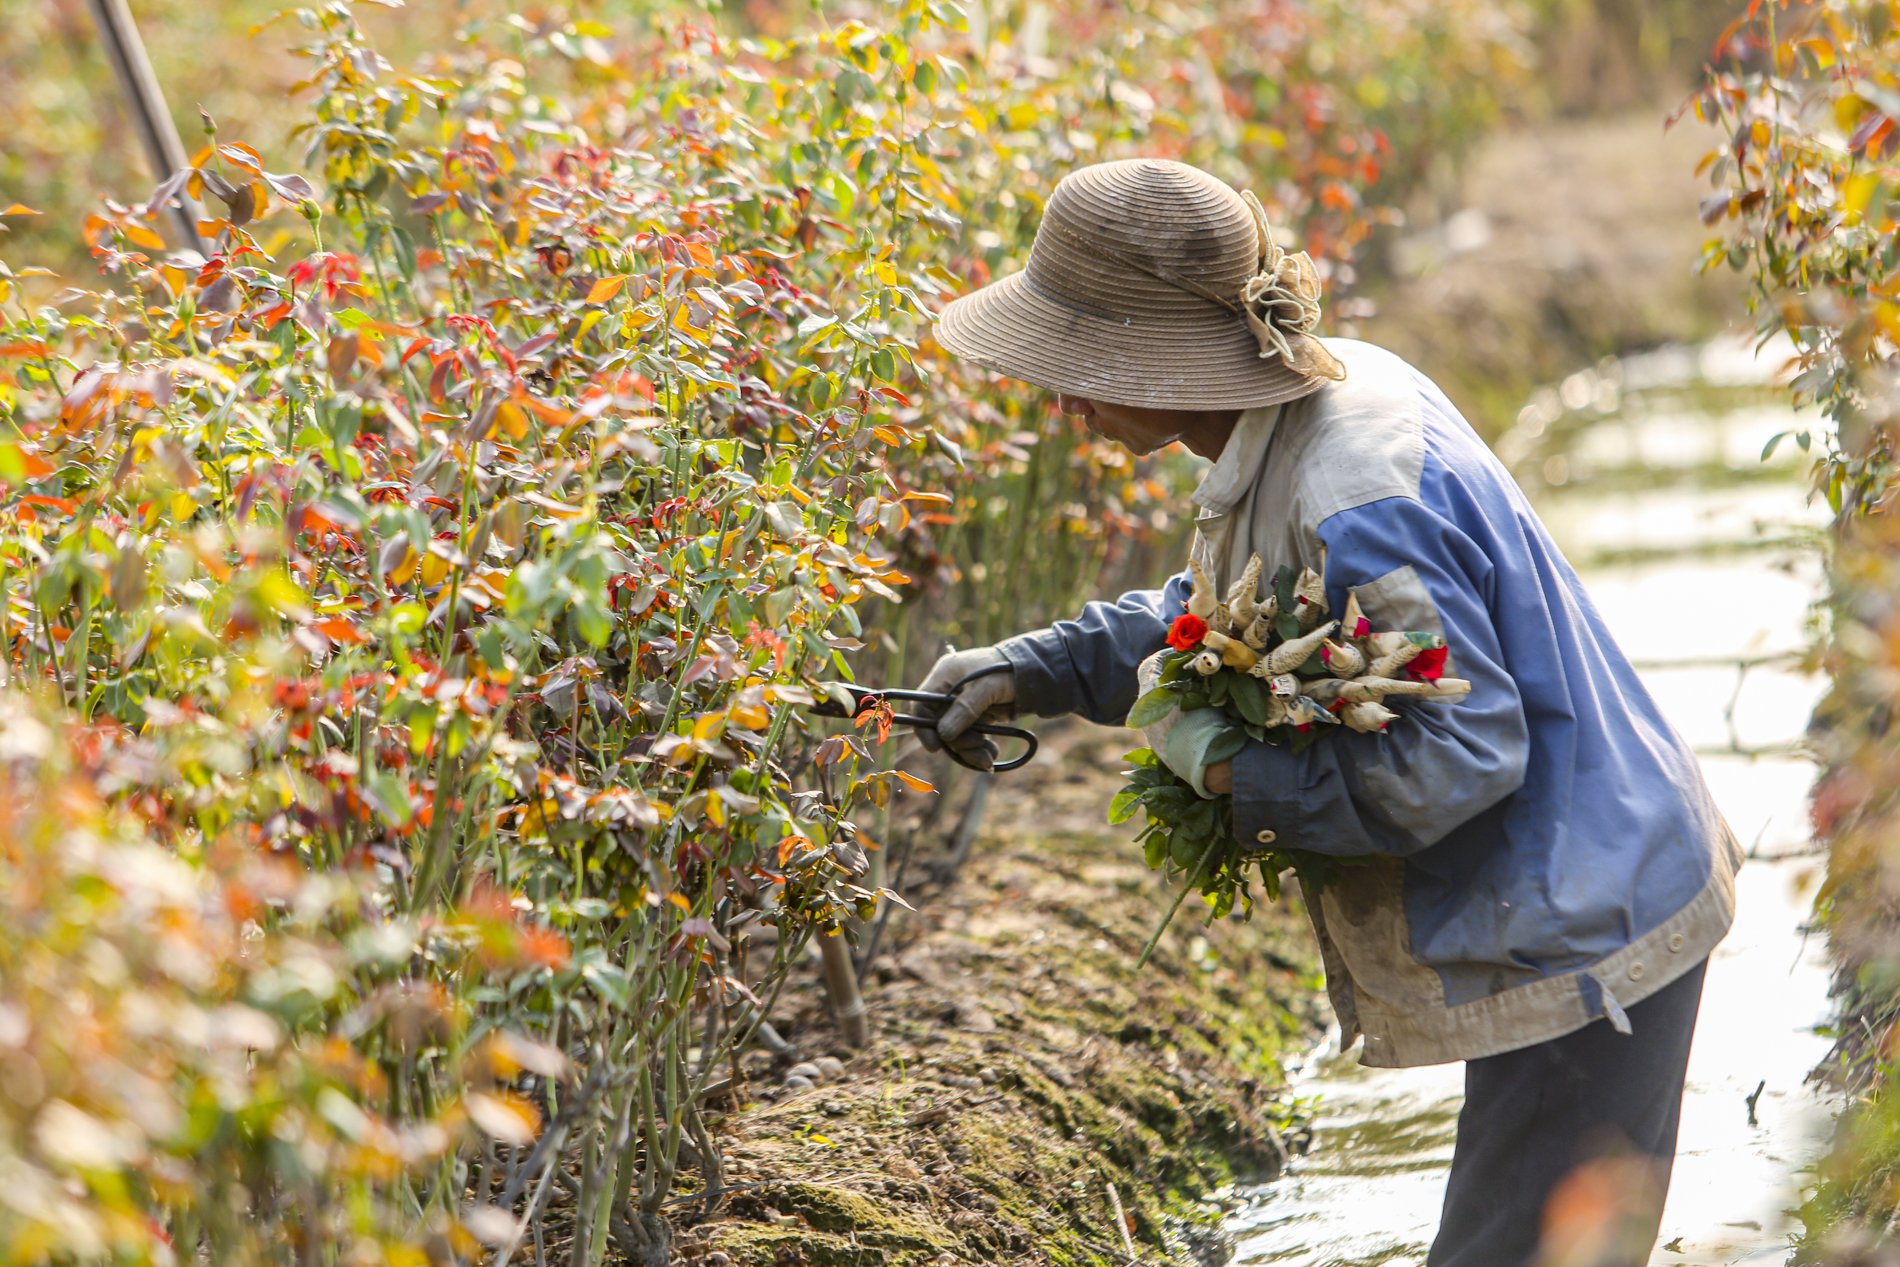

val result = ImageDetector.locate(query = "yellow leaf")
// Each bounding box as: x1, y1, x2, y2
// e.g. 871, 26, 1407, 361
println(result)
496, 401, 529, 440
1835, 93, 1867, 133
729, 702, 769, 730
586, 275, 627, 304
671, 303, 711, 345
388, 547, 418, 585
576, 309, 606, 341
257, 568, 311, 620
1844, 173, 1883, 224
122, 223, 166, 251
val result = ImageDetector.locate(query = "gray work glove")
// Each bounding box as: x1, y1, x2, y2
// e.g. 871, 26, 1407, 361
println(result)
1136, 649, 1234, 798
914, 646, 1015, 771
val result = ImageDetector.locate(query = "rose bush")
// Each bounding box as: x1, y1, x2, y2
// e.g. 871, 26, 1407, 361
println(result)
1689, 2, 1900, 1258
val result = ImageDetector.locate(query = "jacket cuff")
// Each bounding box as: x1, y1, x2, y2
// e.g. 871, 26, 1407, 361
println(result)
1231, 738, 1373, 856
997, 630, 1080, 718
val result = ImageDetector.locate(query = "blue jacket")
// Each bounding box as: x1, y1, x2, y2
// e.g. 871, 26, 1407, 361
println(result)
1000, 339, 1739, 1066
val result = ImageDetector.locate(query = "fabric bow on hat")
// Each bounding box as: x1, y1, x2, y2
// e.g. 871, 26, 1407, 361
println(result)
1239, 191, 1346, 384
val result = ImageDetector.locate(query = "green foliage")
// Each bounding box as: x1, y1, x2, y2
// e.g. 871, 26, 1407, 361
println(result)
1689, 3, 1900, 1260
1687, 0, 1900, 518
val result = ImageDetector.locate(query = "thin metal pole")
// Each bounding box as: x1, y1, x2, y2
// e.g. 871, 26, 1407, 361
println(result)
84, 0, 204, 251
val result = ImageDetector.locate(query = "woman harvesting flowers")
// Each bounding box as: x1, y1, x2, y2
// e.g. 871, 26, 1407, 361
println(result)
911, 159, 1739, 1267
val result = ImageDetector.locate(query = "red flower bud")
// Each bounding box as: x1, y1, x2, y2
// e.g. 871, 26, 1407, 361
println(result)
1167, 613, 1208, 651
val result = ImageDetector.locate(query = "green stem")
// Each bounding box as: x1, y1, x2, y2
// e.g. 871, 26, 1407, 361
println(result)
1135, 836, 1221, 971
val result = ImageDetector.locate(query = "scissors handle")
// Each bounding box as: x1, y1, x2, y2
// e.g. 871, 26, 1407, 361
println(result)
809, 682, 1038, 773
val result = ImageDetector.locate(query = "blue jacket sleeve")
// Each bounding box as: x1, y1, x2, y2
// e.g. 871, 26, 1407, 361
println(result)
998, 570, 1192, 726
1231, 497, 1529, 857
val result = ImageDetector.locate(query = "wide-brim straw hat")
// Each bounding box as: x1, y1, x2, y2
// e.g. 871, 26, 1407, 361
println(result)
936, 159, 1346, 411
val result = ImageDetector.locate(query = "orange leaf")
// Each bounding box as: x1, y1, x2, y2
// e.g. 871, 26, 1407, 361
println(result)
19, 494, 75, 514
0, 446, 54, 481
0, 204, 39, 217
892, 770, 936, 794
586, 275, 628, 304
121, 223, 165, 251
310, 617, 366, 645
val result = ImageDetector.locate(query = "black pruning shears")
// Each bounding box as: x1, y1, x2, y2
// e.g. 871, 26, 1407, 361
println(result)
809, 663, 1038, 773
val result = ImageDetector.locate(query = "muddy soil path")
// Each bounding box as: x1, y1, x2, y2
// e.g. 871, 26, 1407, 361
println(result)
682, 728, 1325, 1266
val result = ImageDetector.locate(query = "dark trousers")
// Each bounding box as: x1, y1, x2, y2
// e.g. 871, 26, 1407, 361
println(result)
1428, 959, 1708, 1267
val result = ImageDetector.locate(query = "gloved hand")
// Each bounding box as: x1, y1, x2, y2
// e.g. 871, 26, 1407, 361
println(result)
914, 646, 1015, 771
1157, 708, 1240, 798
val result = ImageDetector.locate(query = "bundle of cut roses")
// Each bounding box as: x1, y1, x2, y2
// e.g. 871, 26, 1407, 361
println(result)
1112, 554, 1470, 963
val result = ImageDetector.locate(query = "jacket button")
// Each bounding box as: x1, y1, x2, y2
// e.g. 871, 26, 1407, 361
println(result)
1667, 933, 1685, 953
1255, 829, 1277, 845
1627, 962, 1646, 981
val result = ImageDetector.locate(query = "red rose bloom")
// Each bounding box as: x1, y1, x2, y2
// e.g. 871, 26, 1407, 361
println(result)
1406, 645, 1449, 682
1167, 613, 1208, 651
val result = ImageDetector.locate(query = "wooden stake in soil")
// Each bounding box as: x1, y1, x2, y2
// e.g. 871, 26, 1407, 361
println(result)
819, 933, 870, 1048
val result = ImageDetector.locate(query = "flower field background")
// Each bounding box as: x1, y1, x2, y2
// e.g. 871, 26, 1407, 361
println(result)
0, 0, 1548, 1261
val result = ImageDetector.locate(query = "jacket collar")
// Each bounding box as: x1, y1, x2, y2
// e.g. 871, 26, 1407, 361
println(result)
1191, 403, 1283, 514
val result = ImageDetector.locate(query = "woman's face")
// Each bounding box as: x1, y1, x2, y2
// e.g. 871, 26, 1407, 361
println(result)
1056, 394, 1189, 455
1056, 395, 1237, 459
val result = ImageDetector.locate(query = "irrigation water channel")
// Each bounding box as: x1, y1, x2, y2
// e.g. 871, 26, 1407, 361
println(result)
1221, 339, 1837, 1267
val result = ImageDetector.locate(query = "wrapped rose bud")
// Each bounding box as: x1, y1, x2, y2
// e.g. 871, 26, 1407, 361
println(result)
1298, 678, 1350, 706
1265, 620, 1339, 674
1187, 559, 1218, 620
1340, 700, 1398, 733
1294, 567, 1329, 630
1339, 593, 1372, 641
1190, 649, 1223, 676
1367, 641, 1422, 679
1321, 639, 1365, 677
1283, 695, 1338, 728
1264, 672, 1301, 698
1226, 554, 1264, 627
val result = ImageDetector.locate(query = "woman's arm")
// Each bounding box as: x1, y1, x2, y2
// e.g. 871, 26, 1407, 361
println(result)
998, 569, 1194, 725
